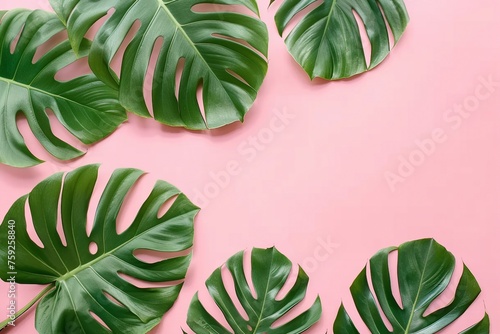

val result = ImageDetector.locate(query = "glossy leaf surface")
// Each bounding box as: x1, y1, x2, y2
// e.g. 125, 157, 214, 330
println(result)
186, 247, 322, 333
0, 165, 199, 333
271, 0, 409, 79
0, 9, 126, 167
50, 0, 269, 129
334, 239, 489, 334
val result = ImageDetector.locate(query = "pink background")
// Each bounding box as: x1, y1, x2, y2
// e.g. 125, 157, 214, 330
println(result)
1, 0, 499, 332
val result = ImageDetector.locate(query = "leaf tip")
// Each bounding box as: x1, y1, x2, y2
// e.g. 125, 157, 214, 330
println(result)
3, 157, 45, 168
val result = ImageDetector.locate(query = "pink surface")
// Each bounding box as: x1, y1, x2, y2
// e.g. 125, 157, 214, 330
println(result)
1, 0, 499, 333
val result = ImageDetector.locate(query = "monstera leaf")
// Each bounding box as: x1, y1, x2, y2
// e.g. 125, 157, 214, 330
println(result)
0, 165, 199, 333
49, 0, 269, 130
0, 9, 126, 168
186, 247, 322, 333
334, 239, 489, 334
270, 0, 409, 80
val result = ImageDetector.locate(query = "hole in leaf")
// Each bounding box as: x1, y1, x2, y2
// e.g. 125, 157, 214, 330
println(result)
110, 19, 141, 77
14, 111, 44, 163
143, 37, 164, 116
157, 194, 178, 219
377, 3, 395, 49
422, 263, 485, 333
221, 264, 250, 321
278, 0, 323, 38
423, 263, 463, 316
89, 241, 98, 255
195, 284, 233, 332
388, 250, 403, 309
212, 33, 266, 61
89, 311, 112, 332
32, 30, 68, 64
85, 169, 105, 238
133, 247, 191, 264
14, 109, 84, 167
191, 4, 256, 17
103, 291, 126, 308
10, 24, 24, 54
243, 249, 258, 299
117, 272, 183, 289
55, 57, 92, 82
44, 109, 86, 151
115, 173, 152, 235
343, 292, 371, 333
226, 68, 250, 87
274, 264, 296, 302
84, 8, 115, 42
270, 267, 301, 329
174, 57, 186, 101
366, 260, 393, 332
352, 9, 372, 68
196, 79, 207, 125
57, 173, 68, 247
270, 265, 320, 330
24, 199, 44, 248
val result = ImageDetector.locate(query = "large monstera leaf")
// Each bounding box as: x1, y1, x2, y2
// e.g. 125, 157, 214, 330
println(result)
0, 165, 199, 333
270, 0, 409, 80
334, 239, 489, 334
49, 0, 269, 130
0, 9, 126, 168
186, 247, 322, 333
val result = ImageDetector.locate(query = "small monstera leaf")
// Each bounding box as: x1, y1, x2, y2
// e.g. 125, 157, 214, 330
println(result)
0, 9, 126, 168
334, 239, 489, 334
0, 165, 199, 333
49, 0, 269, 130
186, 247, 322, 333
270, 0, 409, 80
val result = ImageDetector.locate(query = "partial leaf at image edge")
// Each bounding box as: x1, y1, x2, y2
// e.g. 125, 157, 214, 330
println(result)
333, 238, 489, 334
49, 0, 269, 130
0, 164, 199, 333
186, 247, 322, 334
270, 0, 409, 80
0, 9, 126, 168
460, 313, 490, 334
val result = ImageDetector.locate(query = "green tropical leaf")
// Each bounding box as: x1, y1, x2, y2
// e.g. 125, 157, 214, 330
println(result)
0, 164, 199, 333
0, 9, 126, 168
460, 314, 490, 334
186, 247, 322, 333
333, 239, 489, 334
270, 0, 409, 80
49, 0, 269, 130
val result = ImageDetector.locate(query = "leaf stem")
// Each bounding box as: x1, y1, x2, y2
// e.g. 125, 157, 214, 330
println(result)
0, 283, 55, 330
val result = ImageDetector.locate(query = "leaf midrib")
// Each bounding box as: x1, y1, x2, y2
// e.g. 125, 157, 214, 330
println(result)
322, 0, 338, 42
155, 0, 240, 114
61, 280, 87, 333
252, 250, 275, 333
403, 243, 433, 334
0, 76, 100, 112
312, 0, 338, 67
157, 0, 219, 79
57, 209, 196, 282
